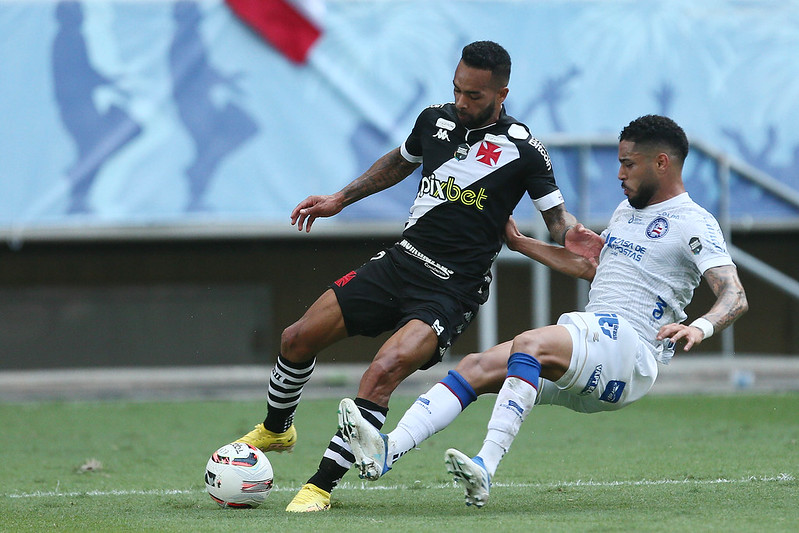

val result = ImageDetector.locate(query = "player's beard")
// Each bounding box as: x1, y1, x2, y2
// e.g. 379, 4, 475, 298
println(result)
628, 179, 658, 209
459, 101, 497, 129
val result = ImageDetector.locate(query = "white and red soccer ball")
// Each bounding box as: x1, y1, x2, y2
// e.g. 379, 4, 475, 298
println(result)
205, 442, 273, 508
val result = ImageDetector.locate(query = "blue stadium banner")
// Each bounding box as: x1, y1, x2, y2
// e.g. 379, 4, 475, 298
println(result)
1, 0, 797, 238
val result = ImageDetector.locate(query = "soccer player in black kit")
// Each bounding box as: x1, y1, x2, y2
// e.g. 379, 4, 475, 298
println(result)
235, 40, 603, 511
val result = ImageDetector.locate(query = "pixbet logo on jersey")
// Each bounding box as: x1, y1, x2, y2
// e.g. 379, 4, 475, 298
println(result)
418, 173, 488, 209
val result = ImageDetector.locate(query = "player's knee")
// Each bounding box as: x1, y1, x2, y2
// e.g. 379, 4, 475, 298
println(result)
512, 330, 569, 379
280, 322, 313, 361
453, 352, 479, 377
454, 352, 503, 394
279, 324, 298, 358
512, 330, 546, 357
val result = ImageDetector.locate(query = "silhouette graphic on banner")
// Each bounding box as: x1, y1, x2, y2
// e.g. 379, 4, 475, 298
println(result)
52, 1, 142, 213
169, 1, 258, 212
654, 82, 675, 117
520, 66, 581, 134
342, 80, 426, 218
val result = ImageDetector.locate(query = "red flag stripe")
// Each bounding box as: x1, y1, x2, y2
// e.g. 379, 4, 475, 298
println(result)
226, 0, 321, 64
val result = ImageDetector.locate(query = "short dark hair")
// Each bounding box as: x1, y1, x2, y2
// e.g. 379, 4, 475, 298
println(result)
461, 41, 511, 88
619, 115, 689, 162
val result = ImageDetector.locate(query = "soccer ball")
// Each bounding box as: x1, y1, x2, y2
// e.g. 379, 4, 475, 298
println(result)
205, 442, 273, 508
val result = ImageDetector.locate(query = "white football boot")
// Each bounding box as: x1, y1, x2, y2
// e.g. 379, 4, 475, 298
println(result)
338, 398, 391, 480
444, 448, 491, 508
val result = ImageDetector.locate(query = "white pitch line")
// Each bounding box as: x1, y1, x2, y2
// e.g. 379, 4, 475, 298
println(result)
338, 473, 796, 490
494, 473, 796, 488
5, 488, 198, 499
4, 473, 794, 500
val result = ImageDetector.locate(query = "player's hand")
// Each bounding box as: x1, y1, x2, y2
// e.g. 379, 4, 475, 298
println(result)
564, 224, 603, 267
290, 194, 344, 233
656, 322, 705, 352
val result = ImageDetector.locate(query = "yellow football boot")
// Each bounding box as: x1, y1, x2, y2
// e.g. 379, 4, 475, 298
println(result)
285, 483, 331, 512
236, 423, 296, 453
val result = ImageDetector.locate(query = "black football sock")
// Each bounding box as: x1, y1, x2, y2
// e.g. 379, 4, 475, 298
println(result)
262, 354, 315, 433
307, 397, 388, 493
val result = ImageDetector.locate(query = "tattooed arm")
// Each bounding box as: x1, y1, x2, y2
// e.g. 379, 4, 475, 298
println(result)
536, 204, 603, 265
504, 216, 597, 280
291, 148, 420, 232
656, 264, 749, 351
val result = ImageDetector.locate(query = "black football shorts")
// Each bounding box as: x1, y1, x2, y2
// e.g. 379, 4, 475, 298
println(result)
329, 242, 485, 369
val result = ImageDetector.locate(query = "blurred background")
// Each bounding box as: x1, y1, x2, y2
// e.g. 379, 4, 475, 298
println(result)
1, 0, 797, 396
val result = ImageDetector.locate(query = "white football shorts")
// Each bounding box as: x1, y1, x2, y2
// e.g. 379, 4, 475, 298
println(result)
536, 311, 658, 413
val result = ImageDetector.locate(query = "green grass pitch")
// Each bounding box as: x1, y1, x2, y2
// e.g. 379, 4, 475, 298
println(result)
2, 393, 797, 532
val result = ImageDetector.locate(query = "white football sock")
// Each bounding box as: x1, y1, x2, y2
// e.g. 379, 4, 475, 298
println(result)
386, 383, 463, 465
478, 377, 537, 477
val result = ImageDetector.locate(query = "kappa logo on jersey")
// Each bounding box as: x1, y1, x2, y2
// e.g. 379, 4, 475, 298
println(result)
433, 128, 450, 141
431, 319, 445, 336
334, 271, 357, 287
475, 141, 502, 166
418, 173, 488, 210
595, 313, 619, 340
646, 217, 670, 239
579, 364, 603, 396
599, 380, 626, 403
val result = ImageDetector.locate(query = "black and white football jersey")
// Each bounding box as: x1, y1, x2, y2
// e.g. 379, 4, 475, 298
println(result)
400, 103, 564, 279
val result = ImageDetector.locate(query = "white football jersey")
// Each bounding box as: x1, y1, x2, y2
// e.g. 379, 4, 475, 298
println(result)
586, 193, 734, 363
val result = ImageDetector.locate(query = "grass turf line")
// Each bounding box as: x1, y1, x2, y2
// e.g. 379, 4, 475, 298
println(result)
1, 393, 797, 532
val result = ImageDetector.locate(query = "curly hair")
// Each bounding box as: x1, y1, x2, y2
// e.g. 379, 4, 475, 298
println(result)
619, 115, 689, 162
461, 41, 511, 88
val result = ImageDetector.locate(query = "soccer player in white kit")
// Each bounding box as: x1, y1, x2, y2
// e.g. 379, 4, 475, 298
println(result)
337, 114, 749, 508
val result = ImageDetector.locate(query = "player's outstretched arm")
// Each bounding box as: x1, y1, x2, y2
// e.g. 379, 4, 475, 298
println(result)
291, 148, 420, 232
657, 264, 748, 351
539, 205, 603, 265
504, 217, 596, 280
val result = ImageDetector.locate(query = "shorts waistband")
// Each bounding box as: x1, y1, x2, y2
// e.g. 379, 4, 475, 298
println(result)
398, 239, 455, 280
